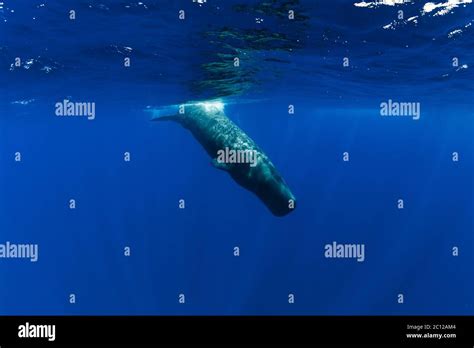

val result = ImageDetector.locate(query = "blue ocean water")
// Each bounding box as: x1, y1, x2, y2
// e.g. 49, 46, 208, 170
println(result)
0, 0, 473, 315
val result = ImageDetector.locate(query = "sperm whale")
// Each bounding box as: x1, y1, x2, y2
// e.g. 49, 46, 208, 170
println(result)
150, 101, 296, 217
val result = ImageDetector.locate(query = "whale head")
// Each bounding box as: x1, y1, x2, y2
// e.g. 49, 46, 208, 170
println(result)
244, 158, 296, 217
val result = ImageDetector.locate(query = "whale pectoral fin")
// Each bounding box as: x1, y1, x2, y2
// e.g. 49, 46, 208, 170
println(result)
212, 158, 230, 172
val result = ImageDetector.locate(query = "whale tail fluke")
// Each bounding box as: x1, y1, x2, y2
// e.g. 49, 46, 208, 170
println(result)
147, 105, 182, 123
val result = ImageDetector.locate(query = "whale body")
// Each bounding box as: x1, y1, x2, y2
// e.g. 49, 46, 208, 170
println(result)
151, 102, 296, 217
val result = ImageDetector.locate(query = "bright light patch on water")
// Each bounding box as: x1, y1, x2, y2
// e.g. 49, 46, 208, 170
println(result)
423, 0, 472, 16
197, 101, 224, 112
355, 0, 472, 17
354, 0, 412, 8
146, 100, 225, 120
